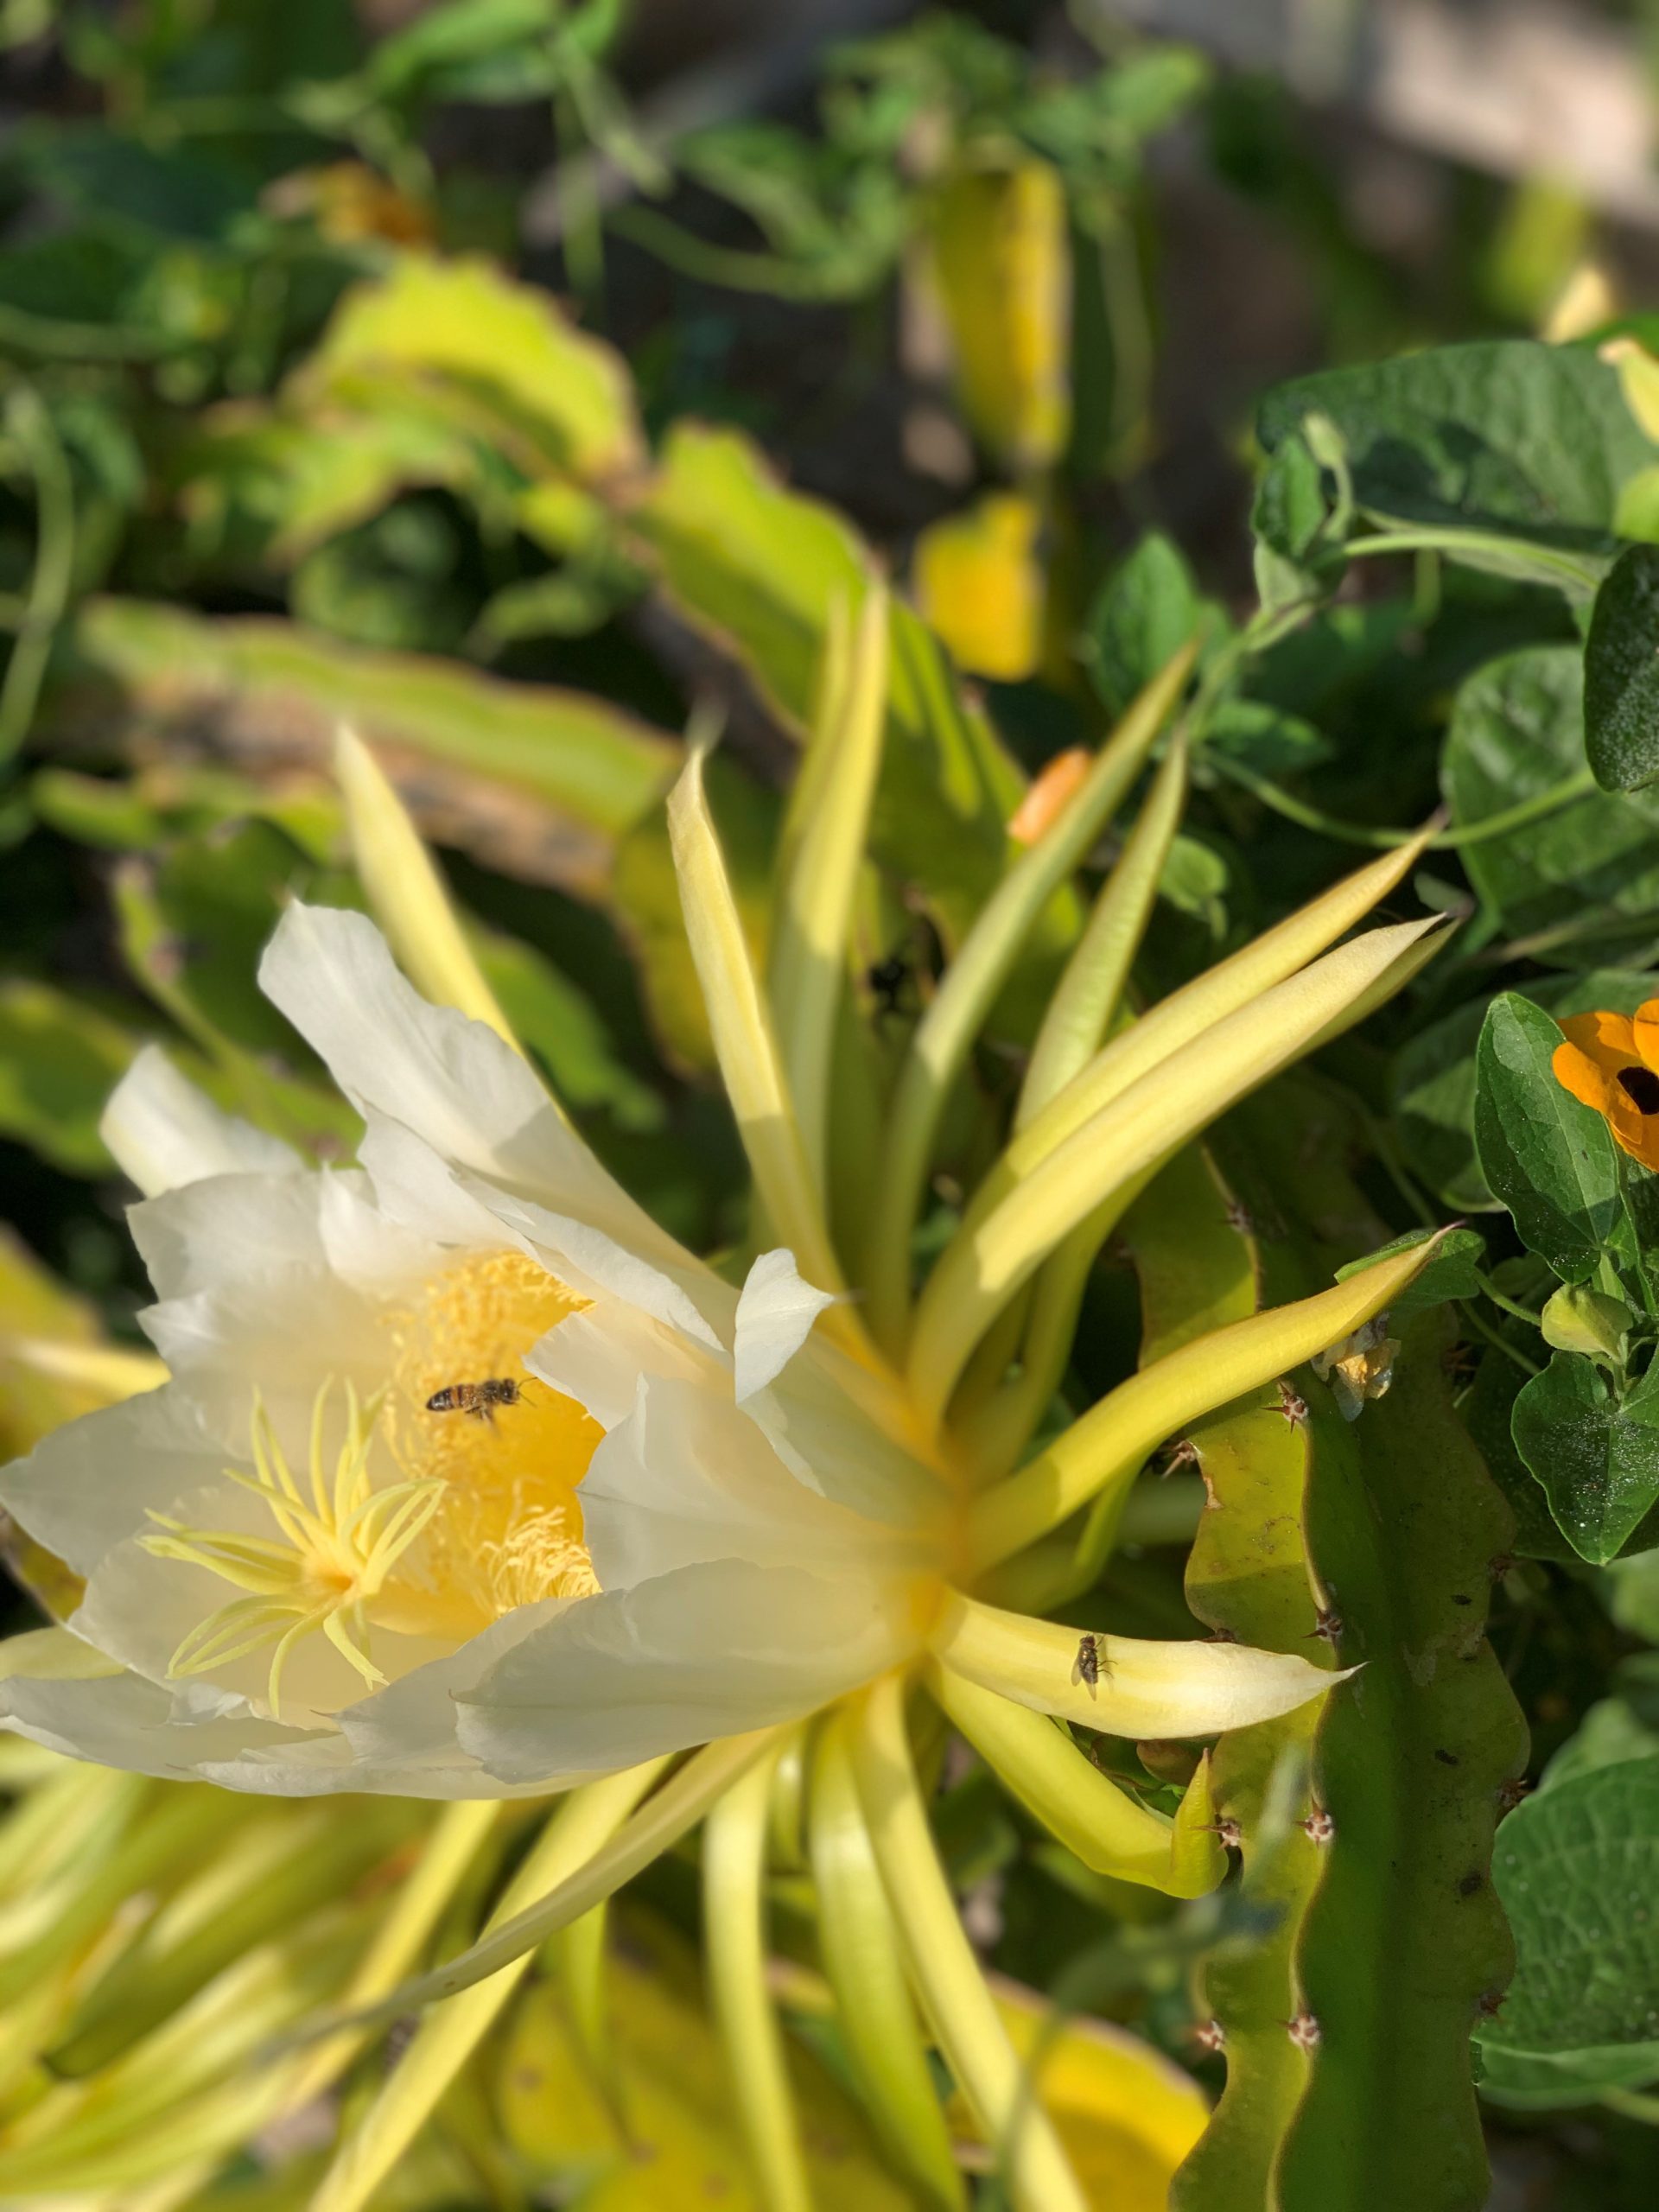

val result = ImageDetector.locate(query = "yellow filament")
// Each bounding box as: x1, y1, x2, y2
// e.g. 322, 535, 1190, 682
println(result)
143, 1383, 442, 1719
145, 1250, 607, 1715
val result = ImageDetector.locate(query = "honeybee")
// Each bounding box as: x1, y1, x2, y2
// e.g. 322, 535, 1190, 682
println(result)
425, 1377, 526, 1423
1072, 1632, 1105, 1695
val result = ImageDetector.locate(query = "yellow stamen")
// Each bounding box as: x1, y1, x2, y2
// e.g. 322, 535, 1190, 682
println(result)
142, 1382, 442, 1719
376, 1249, 604, 1638
145, 1252, 607, 1714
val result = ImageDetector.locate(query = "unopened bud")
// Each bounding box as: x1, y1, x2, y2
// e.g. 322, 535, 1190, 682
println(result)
1540, 1282, 1630, 1363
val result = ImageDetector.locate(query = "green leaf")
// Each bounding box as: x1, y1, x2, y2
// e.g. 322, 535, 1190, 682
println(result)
1482, 1761, 1659, 2056
1473, 992, 1627, 1279
1539, 1690, 1659, 1792
366, 0, 562, 102
1200, 698, 1332, 779
182, 408, 483, 568
1606, 1554, 1659, 1642
1334, 1225, 1485, 1326
1249, 422, 1350, 612
1252, 429, 1328, 566
33, 764, 340, 862
0, 981, 134, 1172
1281, 1315, 1527, 2212
1391, 970, 1659, 1212
290, 501, 478, 657
289, 251, 644, 487
1080, 531, 1208, 719
1258, 340, 1655, 553
1442, 646, 1659, 965
1477, 2038, 1659, 2109
1585, 542, 1659, 791
1510, 1353, 1659, 1565
1155, 832, 1230, 938
632, 423, 1031, 944
62, 599, 678, 901
1460, 1338, 1587, 1563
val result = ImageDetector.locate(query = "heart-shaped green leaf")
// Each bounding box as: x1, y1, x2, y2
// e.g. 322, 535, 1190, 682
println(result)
1510, 1352, 1659, 1563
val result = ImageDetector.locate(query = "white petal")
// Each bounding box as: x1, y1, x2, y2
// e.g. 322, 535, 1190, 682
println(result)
129, 1173, 407, 1434
71, 1500, 403, 1727
456, 1559, 911, 1783
733, 1248, 837, 1401
357, 1114, 730, 1352
578, 1375, 919, 1591
0, 1654, 327, 1781
455, 1174, 726, 1351
137, 1277, 384, 1444
358, 1113, 521, 1250
745, 1348, 952, 1531
101, 1046, 302, 1198
0, 1659, 535, 1798
0, 1385, 226, 1573
260, 903, 693, 1275
130, 1165, 420, 1306
526, 1302, 721, 1431
0, 1625, 123, 1683
336, 1599, 575, 1780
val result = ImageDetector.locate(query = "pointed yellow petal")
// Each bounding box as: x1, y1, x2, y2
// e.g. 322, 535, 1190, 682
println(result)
703, 1739, 814, 2212
335, 725, 522, 1056
668, 750, 846, 1296
910, 915, 1446, 1420
809, 1713, 965, 2210
0, 1334, 167, 1402
289, 1731, 779, 2044
864, 643, 1197, 1350
769, 580, 889, 1194
1306, 915, 1454, 1052
311, 1765, 664, 2212
283, 1798, 496, 2104
969, 1229, 1448, 1569
931, 1592, 1341, 1738
1018, 729, 1190, 1124
927, 1662, 1225, 1897
851, 1675, 1088, 2212
975, 825, 1441, 1226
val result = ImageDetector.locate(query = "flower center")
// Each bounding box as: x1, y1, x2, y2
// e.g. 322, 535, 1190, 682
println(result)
1617, 1064, 1659, 1116
144, 1250, 603, 1718
142, 1381, 445, 1718
374, 1249, 603, 1638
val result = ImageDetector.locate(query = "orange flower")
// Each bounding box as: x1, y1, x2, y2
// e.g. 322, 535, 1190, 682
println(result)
1552, 1001, 1659, 1170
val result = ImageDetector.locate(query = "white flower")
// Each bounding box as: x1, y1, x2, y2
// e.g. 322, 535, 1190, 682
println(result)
0, 904, 946, 1796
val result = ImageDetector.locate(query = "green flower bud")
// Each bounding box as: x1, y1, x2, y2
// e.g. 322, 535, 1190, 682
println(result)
1540, 1282, 1631, 1363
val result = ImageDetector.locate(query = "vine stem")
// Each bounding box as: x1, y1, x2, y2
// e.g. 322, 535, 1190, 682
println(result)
1342, 526, 1604, 593
0, 385, 75, 765
1602, 2086, 1659, 2125
1474, 1273, 1544, 1329
1462, 1300, 1541, 1378
1205, 753, 1596, 853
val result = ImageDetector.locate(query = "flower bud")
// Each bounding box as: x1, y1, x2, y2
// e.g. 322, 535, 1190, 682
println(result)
1540, 1282, 1631, 1363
